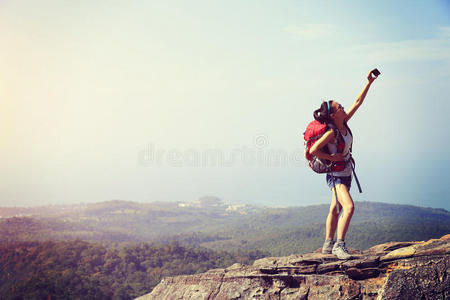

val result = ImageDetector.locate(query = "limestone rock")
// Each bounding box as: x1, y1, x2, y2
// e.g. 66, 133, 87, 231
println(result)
136, 235, 450, 300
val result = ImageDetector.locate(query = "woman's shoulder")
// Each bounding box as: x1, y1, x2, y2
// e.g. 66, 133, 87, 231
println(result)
325, 124, 339, 138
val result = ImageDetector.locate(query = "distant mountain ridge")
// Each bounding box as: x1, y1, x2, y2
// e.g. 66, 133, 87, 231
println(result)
0, 197, 258, 219
1, 199, 449, 256
1, 198, 447, 219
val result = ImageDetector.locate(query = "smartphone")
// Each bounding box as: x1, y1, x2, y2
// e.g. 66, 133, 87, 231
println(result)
372, 68, 381, 77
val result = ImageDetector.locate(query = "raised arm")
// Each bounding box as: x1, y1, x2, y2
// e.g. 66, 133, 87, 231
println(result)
345, 69, 378, 122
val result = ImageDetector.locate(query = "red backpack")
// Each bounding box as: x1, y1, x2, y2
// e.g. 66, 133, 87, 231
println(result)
303, 119, 363, 194
303, 120, 346, 173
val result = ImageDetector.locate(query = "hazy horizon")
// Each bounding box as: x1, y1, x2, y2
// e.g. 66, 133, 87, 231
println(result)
2, 1, 450, 210
0, 198, 448, 212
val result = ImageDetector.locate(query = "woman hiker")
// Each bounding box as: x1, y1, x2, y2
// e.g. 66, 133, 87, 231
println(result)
309, 69, 379, 259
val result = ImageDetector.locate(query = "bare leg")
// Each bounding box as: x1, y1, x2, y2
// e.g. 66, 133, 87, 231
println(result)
334, 184, 354, 240
325, 188, 340, 240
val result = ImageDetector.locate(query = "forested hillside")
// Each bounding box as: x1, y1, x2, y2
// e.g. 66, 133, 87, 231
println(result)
0, 240, 266, 300
178, 202, 450, 255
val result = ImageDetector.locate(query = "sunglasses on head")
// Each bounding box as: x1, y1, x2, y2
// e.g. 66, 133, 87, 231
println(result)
329, 101, 344, 114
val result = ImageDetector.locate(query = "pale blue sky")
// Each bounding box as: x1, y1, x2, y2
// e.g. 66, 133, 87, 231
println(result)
1, 1, 449, 209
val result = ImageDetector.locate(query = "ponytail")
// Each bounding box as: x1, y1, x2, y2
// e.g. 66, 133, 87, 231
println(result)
313, 101, 332, 124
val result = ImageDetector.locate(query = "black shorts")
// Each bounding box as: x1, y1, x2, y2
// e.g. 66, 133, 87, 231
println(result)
326, 174, 352, 191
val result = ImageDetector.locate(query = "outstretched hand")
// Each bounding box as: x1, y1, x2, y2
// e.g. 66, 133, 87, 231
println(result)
367, 69, 379, 83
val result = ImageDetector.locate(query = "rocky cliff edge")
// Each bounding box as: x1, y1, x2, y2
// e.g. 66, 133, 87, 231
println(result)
136, 235, 450, 299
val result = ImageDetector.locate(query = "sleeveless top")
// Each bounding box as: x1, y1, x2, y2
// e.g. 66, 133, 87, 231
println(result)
327, 129, 353, 177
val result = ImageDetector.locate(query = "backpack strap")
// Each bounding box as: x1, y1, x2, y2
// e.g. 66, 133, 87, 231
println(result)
327, 123, 344, 154
345, 124, 362, 193
344, 122, 353, 154
326, 123, 339, 143
332, 122, 353, 154
350, 157, 363, 193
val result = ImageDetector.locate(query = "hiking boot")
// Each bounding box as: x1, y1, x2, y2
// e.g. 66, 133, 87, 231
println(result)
321, 240, 334, 254
332, 242, 352, 260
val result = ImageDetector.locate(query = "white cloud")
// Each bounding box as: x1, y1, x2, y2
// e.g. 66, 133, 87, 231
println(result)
284, 24, 334, 39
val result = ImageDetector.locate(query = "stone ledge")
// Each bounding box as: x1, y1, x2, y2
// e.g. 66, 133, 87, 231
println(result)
136, 235, 450, 300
